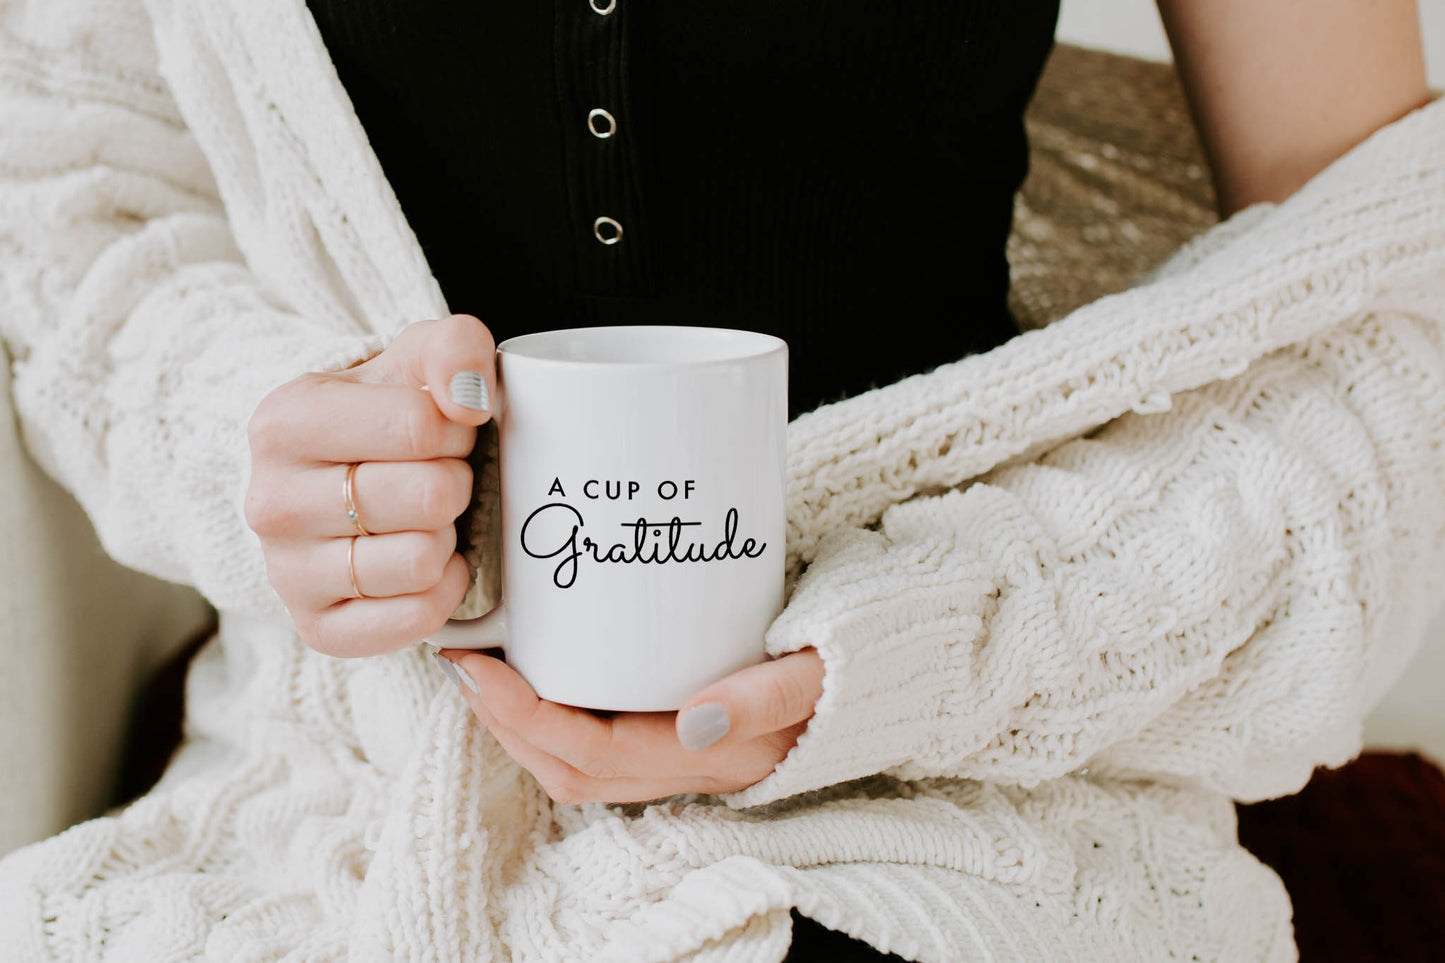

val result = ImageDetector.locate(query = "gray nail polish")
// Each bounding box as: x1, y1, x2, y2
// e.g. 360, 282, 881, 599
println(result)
431, 649, 462, 687
449, 370, 490, 411
455, 662, 481, 696
677, 703, 730, 751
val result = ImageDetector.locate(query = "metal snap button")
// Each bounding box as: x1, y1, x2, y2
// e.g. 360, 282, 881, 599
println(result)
587, 108, 617, 139
593, 216, 623, 245
590, 0, 616, 14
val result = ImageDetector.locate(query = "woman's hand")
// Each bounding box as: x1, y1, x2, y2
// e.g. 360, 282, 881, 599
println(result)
245, 314, 498, 656
435, 647, 825, 803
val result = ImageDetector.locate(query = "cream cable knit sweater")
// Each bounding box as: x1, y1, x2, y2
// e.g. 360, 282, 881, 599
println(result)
1, 0, 1443, 959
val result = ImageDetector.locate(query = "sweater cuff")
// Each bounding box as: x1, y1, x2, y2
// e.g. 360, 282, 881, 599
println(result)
720, 524, 996, 809
308, 332, 392, 375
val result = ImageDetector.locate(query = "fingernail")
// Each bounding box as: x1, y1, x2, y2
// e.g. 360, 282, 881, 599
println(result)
449, 370, 490, 411
454, 660, 481, 696
431, 649, 461, 687
431, 650, 481, 696
677, 703, 730, 751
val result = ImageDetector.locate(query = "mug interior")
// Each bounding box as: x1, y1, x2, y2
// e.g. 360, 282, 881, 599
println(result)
497, 325, 785, 366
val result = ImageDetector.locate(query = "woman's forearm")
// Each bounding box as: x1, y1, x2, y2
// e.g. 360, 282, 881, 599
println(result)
1157, 0, 1429, 217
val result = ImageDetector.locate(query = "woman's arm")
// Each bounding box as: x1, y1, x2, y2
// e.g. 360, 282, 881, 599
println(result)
1157, 0, 1429, 216
708, 7, 1445, 808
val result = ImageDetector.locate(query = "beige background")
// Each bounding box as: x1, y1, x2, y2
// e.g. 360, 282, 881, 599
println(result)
1058, 0, 1445, 88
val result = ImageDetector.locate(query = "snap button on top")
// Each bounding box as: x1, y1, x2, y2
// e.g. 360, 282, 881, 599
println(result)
588, 108, 617, 139
593, 216, 623, 245
590, 0, 616, 15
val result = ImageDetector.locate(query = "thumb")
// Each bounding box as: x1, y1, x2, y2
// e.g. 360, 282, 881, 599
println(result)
349, 314, 498, 427
676, 648, 825, 751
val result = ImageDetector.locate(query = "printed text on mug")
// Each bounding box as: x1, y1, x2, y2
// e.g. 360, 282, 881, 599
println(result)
519, 477, 767, 589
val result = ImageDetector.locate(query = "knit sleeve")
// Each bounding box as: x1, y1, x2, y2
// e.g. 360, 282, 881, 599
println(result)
0, 8, 390, 619
721, 99, 1445, 810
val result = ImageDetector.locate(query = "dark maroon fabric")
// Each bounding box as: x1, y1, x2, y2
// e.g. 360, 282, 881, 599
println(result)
1236, 751, 1445, 962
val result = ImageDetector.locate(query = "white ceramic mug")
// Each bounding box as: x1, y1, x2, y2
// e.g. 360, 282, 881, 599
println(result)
424, 325, 788, 711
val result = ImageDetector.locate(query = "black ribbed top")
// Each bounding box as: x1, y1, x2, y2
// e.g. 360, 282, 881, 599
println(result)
307, 0, 1059, 417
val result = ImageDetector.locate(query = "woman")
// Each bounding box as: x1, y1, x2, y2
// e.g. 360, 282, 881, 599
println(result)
0, 0, 1439, 959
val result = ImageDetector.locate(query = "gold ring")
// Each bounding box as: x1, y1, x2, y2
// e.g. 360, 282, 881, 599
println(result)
344, 462, 371, 536
348, 534, 368, 599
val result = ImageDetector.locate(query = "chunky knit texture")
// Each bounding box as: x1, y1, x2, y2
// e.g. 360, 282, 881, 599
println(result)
1, 1, 1443, 959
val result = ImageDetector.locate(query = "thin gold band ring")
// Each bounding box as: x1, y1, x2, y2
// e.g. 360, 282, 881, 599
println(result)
348, 534, 368, 599
344, 461, 371, 536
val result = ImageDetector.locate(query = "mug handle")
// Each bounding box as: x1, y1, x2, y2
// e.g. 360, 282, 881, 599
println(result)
422, 603, 509, 649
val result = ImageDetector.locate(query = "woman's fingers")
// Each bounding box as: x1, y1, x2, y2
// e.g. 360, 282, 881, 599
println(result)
264, 527, 458, 609
245, 315, 502, 658
342, 526, 459, 601
453, 653, 629, 772
305, 552, 471, 657
250, 459, 474, 539
676, 649, 825, 748
249, 375, 477, 466
344, 314, 499, 427
443, 655, 722, 803
479, 717, 702, 806
420, 314, 499, 426
442, 653, 791, 792
337, 458, 474, 535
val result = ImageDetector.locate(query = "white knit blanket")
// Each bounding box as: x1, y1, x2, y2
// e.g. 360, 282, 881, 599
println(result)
2, 1, 1443, 959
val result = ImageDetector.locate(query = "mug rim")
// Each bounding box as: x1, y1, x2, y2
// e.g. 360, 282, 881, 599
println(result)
496, 325, 787, 368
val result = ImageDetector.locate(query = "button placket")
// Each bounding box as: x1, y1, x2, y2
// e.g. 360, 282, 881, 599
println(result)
554, 0, 652, 292
589, 104, 619, 246
585, 22, 618, 245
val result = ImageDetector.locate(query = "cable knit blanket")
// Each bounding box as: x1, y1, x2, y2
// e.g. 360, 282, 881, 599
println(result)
2, 1, 1444, 960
